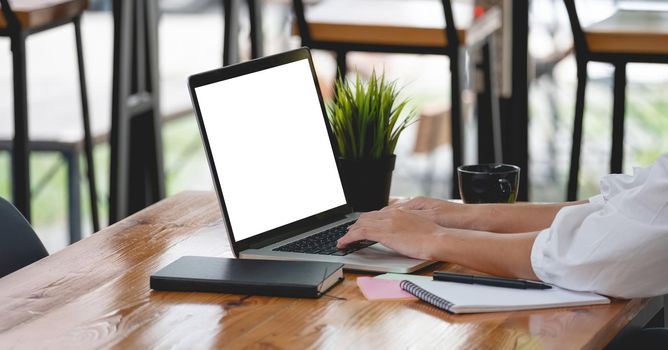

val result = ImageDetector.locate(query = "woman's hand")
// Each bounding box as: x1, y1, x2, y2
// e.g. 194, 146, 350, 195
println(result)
387, 197, 466, 229
336, 208, 446, 260
337, 204, 541, 280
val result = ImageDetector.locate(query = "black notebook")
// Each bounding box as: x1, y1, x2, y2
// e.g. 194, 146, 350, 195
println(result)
150, 256, 344, 298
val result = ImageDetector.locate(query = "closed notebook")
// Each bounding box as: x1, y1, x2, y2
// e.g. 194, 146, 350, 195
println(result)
400, 280, 610, 314
151, 256, 344, 298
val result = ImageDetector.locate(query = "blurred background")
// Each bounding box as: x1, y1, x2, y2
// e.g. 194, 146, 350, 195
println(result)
1, 0, 667, 252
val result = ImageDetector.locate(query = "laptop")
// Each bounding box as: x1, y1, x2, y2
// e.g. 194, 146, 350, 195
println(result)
188, 47, 433, 273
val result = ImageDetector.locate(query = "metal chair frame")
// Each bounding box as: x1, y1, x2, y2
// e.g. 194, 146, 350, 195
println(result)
292, 0, 466, 197
0, 0, 100, 239
109, 0, 165, 223
564, 0, 668, 200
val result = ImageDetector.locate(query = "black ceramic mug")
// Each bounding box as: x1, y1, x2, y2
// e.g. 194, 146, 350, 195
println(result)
457, 164, 520, 204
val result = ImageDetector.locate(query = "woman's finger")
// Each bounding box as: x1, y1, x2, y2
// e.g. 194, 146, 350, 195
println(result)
336, 229, 365, 248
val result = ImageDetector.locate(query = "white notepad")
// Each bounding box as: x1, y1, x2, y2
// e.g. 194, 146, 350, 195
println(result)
400, 280, 610, 314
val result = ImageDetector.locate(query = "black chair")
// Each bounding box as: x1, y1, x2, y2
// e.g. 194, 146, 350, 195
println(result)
0, 0, 100, 236
0, 196, 48, 279
563, 0, 668, 200
606, 328, 668, 350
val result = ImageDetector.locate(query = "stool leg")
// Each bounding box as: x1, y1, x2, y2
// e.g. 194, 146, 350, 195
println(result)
477, 38, 503, 164
110, 0, 133, 222
65, 150, 82, 243
450, 47, 464, 199
247, 0, 263, 59
10, 32, 31, 221
664, 295, 667, 328
567, 62, 588, 201
336, 50, 347, 82
611, 62, 626, 174
223, 0, 240, 65
74, 16, 100, 232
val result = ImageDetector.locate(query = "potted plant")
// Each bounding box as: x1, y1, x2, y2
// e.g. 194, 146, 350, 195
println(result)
328, 70, 417, 212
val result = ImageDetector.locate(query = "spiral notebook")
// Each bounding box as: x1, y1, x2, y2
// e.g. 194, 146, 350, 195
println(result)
400, 280, 610, 314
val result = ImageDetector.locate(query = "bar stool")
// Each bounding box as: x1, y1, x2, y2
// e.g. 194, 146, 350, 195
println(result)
564, 0, 668, 200
0, 0, 99, 236
292, 0, 502, 198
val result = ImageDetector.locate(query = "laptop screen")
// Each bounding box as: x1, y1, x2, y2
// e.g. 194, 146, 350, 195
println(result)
194, 58, 347, 242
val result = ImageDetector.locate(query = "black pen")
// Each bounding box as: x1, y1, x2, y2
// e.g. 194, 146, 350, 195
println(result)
433, 271, 552, 290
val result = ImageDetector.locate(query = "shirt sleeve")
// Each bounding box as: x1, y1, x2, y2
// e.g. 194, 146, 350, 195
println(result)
531, 154, 668, 299
590, 161, 654, 203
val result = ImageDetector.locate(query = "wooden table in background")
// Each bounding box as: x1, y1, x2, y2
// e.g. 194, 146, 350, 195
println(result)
302, 0, 498, 48
0, 192, 657, 349
585, 9, 668, 55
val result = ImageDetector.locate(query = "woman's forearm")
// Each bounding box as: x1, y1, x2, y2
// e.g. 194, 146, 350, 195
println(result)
390, 197, 586, 234
432, 228, 540, 280
453, 201, 586, 233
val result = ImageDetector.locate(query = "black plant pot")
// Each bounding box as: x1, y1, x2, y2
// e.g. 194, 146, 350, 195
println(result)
337, 155, 396, 212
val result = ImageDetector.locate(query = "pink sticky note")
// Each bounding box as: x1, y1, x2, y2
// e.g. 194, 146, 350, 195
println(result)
356, 277, 416, 301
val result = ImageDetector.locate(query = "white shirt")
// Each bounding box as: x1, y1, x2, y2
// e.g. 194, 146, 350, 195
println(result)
531, 154, 668, 298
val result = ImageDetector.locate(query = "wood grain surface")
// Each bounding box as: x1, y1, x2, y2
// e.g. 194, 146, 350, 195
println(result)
0, 0, 87, 29
300, 0, 500, 48
0, 191, 649, 349
586, 10, 668, 55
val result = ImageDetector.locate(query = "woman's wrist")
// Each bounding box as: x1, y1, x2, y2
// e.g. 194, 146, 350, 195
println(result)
427, 227, 539, 279
453, 203, 526, 233
442, 203, 487, 231
427, 226, 461, 261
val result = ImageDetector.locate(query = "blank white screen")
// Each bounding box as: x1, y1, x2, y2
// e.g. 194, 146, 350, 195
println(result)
195, 59, 347, 242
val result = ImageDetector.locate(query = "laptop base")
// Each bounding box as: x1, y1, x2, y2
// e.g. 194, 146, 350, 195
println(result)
240, 244, 435, 273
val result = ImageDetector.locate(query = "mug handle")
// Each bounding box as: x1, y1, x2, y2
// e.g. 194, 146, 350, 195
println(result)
498, 178, 512, 196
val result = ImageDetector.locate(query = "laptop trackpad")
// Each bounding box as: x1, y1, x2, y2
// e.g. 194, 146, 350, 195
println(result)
353, 243, 409, 258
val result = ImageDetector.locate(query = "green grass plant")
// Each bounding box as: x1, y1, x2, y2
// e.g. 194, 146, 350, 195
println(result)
327, 70, 418, 160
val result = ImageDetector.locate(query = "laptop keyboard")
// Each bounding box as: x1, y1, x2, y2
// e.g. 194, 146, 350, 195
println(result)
273, 220, 376, 256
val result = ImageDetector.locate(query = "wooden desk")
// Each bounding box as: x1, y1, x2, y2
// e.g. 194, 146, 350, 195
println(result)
586, 10, 668, 55
0, 0, 87, 29
301, 0, 500, 49
0, 191, 653, 349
